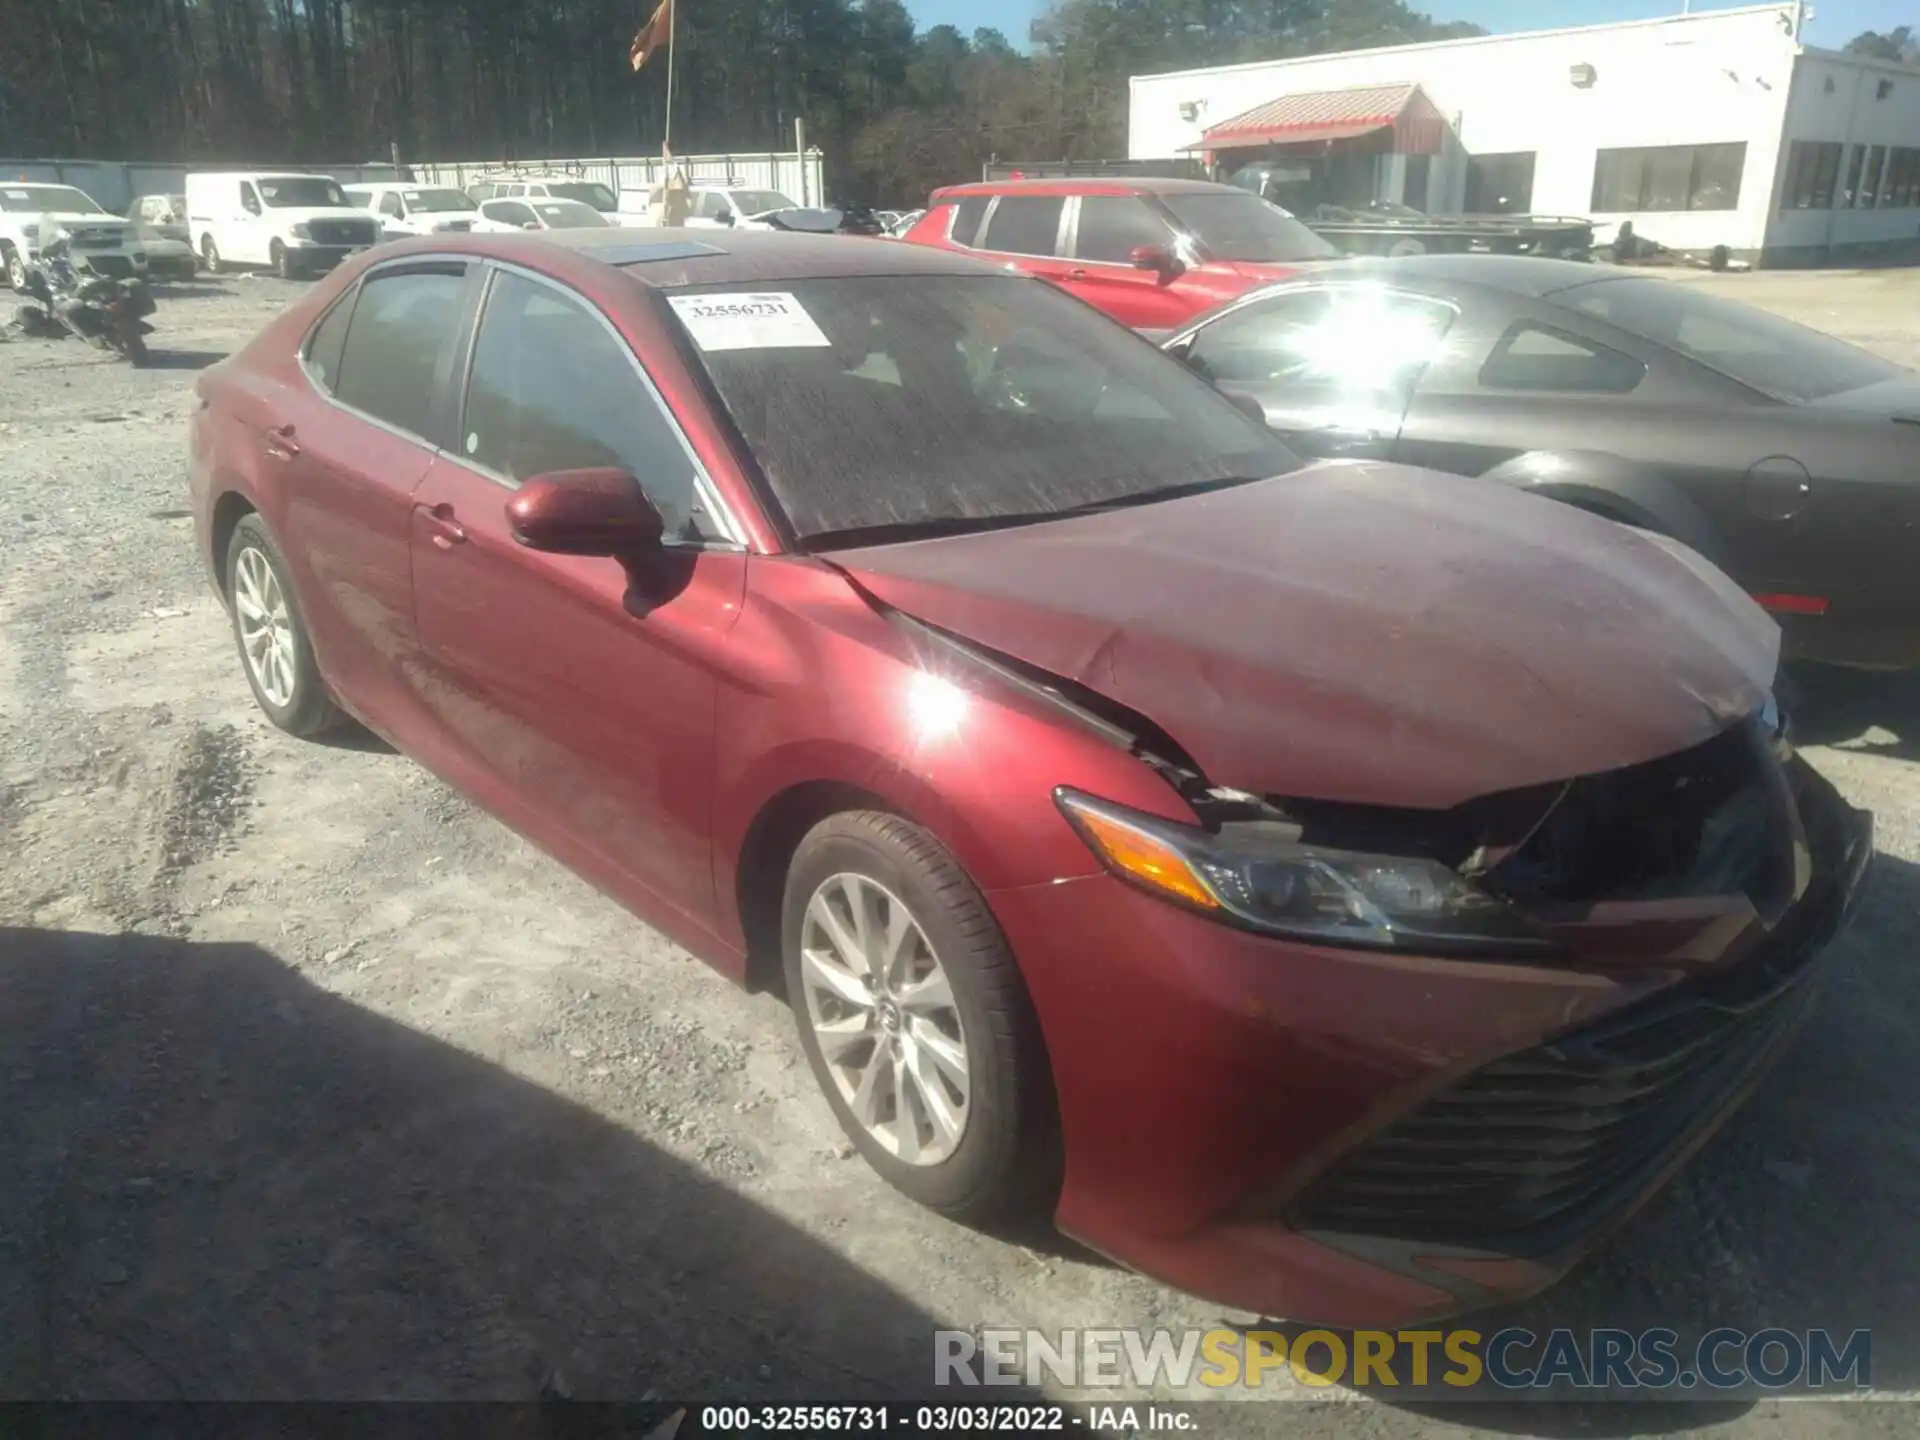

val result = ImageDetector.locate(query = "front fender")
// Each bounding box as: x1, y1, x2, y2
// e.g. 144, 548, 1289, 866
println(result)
1481, 449, 1728, 568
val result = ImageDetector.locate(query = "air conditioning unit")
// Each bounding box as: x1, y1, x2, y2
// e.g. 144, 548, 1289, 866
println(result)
1178, 100, 1205, 122
1569, 63, 1598, 88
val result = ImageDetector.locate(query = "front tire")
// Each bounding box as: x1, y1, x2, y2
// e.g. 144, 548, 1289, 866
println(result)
201, 236, 222, 275
224, 514, 343, 737
271, 241, 297, 281
782, 811, 1057, 1222
4, 247, 29, 292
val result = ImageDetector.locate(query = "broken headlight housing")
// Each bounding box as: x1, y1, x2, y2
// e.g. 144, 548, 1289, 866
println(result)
1055, 788, 1557, 958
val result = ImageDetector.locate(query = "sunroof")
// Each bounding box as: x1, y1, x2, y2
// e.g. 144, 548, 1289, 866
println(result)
608, 240, 728, 267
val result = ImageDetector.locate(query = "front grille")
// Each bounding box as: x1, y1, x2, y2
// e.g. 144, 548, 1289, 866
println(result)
438, 219, 474, 232
308, 218, 376, 246
68, 228, 121, 250
1289, 759, 1862, 1256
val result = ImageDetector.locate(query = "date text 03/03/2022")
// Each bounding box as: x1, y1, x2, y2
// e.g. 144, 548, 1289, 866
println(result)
690, 1404, 1177, 1434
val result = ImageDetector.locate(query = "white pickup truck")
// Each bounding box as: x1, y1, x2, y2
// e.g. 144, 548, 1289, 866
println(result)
0, 182, 149, 291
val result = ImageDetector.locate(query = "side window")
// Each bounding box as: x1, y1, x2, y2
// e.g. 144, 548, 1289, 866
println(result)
302, 290, 358, 394
380, 193, 404, 219
980, 197, 1066, 257
1480, 323, 1646, 394
950, 196, 989, 246
488, 201, 532, 227
1187, 288, 1456, 395
461, 271, 716, 541
695, 192, 729, 220
333, 267, 468, 439
1074, 196, 1174, 263
240, 182, 262, 216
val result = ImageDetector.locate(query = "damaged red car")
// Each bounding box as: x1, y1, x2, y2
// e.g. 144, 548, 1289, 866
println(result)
189, 229, 1872, 1326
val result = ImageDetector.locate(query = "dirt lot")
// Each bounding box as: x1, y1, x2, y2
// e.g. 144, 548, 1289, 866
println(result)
1, 265, 1916, 1432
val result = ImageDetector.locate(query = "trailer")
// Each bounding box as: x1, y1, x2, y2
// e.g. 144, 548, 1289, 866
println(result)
1302, 205, 1597, 260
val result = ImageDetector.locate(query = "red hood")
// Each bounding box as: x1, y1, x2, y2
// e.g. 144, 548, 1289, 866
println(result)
1217, 260, 1311, 282
830, 462, 1778, 810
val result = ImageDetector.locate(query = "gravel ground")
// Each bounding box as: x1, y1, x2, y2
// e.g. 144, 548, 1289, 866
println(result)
0, 265, 1916, 1433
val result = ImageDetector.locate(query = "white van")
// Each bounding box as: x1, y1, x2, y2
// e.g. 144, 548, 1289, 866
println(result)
184, 172, 382, 279
342, 182, 480, 239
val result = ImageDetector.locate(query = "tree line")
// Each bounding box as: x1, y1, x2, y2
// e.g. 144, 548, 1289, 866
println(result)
0, 0, 1482, 203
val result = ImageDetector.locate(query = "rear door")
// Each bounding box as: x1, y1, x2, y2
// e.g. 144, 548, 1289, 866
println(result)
1170, 283, 1456, 461
406, 264, 748, 929
269, 258, 476, 727
973, 195, 1077, 290
1062, 194, 1194, 331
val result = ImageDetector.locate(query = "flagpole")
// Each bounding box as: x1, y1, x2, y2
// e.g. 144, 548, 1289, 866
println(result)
664, 0, 677, 157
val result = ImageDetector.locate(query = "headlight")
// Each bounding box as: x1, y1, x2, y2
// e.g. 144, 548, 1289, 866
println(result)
290, 222, 311, 240
20, 222, 39, 241
1055, 789, 1556, 957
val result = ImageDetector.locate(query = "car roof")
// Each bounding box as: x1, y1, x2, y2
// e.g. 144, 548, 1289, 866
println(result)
932, 176, 1245, 201
380, 227, 1009, 286
1307, 253, 1623, 299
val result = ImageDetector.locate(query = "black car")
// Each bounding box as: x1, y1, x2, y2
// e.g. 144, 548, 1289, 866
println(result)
1163, 255, 1920, 670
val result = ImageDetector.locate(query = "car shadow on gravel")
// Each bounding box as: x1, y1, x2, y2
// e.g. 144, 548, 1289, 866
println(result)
1261, 852, 1920, 1433
1784, 662, 1920, 760
0, 926, 980, 1402
136, 350, 227, 373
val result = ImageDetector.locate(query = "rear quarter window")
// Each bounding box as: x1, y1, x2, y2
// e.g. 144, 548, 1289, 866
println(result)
1479, 322, 1646, 395
949, 196, 989, 246
302, 290, 357, 393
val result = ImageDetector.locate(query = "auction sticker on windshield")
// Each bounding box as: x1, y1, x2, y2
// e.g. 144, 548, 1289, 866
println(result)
668, 292, 830, 352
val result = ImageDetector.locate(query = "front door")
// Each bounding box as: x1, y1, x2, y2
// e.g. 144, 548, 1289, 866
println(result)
1061, 195, 1196, 331
406, 265, 747, 930
1173, 284, 1457, 462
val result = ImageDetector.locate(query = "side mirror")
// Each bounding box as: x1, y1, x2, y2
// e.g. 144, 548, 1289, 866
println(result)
1130, 244, 1181, 276
717, 211, 737, 227
521, 220, 540, 231
506, 468, 666, 558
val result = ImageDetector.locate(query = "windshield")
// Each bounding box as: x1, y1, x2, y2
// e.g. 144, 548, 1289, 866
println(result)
533, 200, 609, 228
731, 189, 796, 216
544, 182, 619, 211
671, 275, 1300, 544
1162, 193, 1341, 264
0, 185, 105, 215
405, 188, 476, 213
259, 176, 350, 208
1561, 276, 1905, 402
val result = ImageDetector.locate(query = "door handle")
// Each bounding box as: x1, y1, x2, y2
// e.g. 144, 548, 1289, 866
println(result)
264, 423, 300, 458
416, 501, 468, 549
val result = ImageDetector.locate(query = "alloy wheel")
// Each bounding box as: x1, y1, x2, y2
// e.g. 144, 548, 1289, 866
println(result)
798, 872, 971, 1166
233, 545, 297, 709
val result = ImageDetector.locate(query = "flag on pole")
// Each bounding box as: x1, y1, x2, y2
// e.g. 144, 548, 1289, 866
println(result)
629, 0, 673, 71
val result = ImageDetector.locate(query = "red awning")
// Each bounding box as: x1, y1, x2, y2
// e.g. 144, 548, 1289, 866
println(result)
1184, 82, 1449, 155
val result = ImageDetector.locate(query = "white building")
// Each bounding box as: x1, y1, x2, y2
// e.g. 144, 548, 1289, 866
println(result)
1128, 3, 1920, 265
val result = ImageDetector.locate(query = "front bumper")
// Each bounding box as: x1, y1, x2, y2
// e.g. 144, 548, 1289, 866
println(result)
990, 759, 1872, 1326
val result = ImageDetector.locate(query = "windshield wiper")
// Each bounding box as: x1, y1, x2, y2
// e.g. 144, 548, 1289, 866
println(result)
803, 475, 1275, 551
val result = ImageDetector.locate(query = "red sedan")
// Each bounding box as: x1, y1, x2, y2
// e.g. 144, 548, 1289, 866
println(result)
898, 177, 1341, 333
189, 229, 1871, 1326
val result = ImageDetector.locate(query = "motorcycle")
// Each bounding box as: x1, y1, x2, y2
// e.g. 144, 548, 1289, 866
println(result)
7, 234, 157, 364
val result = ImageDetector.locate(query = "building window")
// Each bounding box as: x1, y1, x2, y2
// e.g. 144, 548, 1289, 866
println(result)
1886, 148, 1920, 208
1465, 153, 1536, 214
1591, 143, 1745, 212
1853, 145, 1888, 208
1780, 141, 1843, 209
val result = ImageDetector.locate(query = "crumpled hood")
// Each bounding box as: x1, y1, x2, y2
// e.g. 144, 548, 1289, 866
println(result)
832, 461, 1779, 810
32, 211, 132, 233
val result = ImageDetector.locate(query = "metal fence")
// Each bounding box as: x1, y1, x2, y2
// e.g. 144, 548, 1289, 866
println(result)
409, 150, 826, 207
2, 158, 404, 212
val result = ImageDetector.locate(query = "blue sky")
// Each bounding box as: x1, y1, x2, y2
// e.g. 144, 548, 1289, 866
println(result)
909, 1, 1909, 52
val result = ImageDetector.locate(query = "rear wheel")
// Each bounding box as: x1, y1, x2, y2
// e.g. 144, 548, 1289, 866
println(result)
782, 811, 1057, 1222
224, 514, 344, 737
